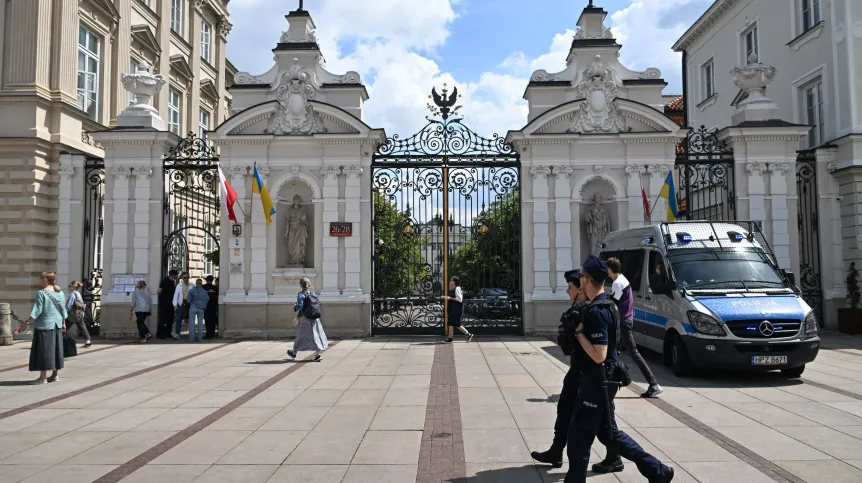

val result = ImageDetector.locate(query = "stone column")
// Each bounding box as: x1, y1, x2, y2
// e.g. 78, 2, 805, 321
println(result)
343, 165, 363, 296
746, 162, 768, 227
216, 18, 232, 125
156, 0, 173, 117
108, 166, 133, 281
320, 165, 340, 297
56, 155, 76, 286
531, 165, 552, 298
767, 161, 794, 270
821, 152, 845, 324
224, 166, 248, 301
52, 0, 79, 104
131, 165, 154, 274
553, 165, 573, 291
112, 0, 133, 121
189, 1, 204, 135
247, 165, 269, 301
626, 165, 646, 224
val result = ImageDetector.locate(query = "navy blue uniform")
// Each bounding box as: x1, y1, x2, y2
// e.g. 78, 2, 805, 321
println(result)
565, 293, 672, 483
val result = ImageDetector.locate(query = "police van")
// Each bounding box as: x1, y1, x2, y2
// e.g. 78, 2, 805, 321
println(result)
599, 221, 820, 377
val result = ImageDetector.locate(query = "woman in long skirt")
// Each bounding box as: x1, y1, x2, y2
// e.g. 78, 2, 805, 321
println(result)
287, 278, 328, 362
18, 272, 67, 384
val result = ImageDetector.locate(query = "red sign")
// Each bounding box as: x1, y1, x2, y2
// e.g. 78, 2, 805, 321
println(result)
330, 222, 353, 237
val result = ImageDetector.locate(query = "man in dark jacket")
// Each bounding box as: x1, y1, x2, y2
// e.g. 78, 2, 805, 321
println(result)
156, 270, 178, 339
202, 275, 218, 339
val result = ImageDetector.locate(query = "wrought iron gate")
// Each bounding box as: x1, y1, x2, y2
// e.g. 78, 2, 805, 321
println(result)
796, 150, 823, 325
371, 86, 522, 335
162, 133, 221, 280
82, 158, 105, 335
674, 126, 736, 221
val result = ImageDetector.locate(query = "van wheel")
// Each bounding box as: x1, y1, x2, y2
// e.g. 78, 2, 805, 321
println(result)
669, 333, 696, 377
781, 365, 805, 378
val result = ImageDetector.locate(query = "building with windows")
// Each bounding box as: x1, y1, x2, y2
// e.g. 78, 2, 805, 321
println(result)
0, 0, 234, 320
673, 0, 862, 325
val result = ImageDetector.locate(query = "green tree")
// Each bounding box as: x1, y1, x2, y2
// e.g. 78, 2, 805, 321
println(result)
450, 191, 521, 296
373, 192, 429, 298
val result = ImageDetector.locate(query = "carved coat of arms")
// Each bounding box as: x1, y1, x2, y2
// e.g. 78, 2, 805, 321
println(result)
265, 62, 327, 136
568, 55, 627, 134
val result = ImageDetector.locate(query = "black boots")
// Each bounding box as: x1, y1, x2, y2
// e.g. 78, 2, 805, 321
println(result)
591, 455, 625, 473
530, 449, 563, 468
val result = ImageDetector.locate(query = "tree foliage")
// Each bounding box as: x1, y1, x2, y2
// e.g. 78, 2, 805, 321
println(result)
450, 192, 521, 295
373, 192, 430, 298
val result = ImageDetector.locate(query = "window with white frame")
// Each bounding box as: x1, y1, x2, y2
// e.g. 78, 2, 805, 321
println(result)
171, 0, 183, 35
201, 20, 212, 63
804, 80, 825, 148
77, 26, 101, 120
168, 88, 182, 135
802, 0, 821, 31
742, 24, 759, 63
701, 59, 715, 102
203, 223, 214, 276
198, 109, 210, 139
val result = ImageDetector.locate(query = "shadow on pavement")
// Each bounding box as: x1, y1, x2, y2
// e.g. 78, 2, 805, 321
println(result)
455, 463, 568, 482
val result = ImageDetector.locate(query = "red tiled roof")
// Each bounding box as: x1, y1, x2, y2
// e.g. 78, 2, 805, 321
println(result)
665, 95, 684, 111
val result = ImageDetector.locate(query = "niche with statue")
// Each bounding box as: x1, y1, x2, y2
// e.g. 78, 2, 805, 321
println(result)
276, 179, 315, 269
579, 178, 619, 257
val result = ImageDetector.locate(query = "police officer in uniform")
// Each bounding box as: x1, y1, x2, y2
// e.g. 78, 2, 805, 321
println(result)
564, 255, 674, 483
531, 269, 589, 467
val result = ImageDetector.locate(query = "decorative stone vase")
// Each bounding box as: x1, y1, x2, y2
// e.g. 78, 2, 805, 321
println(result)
730, 54, 777, 107
117, 61, 167, 130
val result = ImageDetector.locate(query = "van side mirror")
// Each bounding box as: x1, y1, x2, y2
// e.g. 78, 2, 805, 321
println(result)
781, 269, 795, 286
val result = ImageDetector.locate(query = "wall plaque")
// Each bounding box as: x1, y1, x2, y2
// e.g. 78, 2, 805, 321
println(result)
329, 222, 353, 237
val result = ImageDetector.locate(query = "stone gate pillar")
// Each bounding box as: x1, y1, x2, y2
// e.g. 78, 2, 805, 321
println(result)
530, 165, 552, 298
553, 165, 573, 291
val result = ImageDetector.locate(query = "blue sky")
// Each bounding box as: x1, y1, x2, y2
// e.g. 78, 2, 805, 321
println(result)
227, 0, 713, 137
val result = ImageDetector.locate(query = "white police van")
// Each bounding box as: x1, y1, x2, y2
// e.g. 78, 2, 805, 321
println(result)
599, 221, 820, 377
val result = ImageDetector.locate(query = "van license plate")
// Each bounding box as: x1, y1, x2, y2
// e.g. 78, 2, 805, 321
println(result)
751, 356, 787, 365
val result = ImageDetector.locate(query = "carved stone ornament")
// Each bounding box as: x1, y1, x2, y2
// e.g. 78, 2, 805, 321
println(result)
132, 165, 153, 180
218, 18, 233, 38
264, 60, 327, 136
574, 25, 614, 40
344, 164, 363, 179
280, 28, 317, 44
730, 54, 777, 109
59, 163, 75, 179
745, 162, 768, 175
625, 165, 646, 177
290, 164, 301, 174
593, 164, 604, 174
552, 165, 573, 179
228, 166, 248, 179
530, 165, 552, 178
647, 164, 669, 177
112, 167, 133, 180
320, 165, 340, 179
768, 161, 793, 174
567, 55, 627, 134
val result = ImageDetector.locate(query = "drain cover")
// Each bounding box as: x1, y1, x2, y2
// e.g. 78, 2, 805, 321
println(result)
513, 352, 539, 356
432, 433, 452, 439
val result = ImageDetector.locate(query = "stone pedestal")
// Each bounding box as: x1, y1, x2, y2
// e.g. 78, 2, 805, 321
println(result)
272, 267, 317, 298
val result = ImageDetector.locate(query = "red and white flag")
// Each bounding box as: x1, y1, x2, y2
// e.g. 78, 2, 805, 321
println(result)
218, 166, 239, 223
641, 187, 651, 220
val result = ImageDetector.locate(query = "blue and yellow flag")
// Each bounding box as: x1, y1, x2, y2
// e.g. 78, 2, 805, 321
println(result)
251, 162, 275, 225
658, 171, 679, 222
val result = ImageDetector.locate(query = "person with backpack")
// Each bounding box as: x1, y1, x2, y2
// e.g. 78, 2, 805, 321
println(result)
287, 277, 328, 362
65, 281, 91, 348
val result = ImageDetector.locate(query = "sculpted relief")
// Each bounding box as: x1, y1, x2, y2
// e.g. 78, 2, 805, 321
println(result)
568, 55, 627, 134
265, 59, 327, 135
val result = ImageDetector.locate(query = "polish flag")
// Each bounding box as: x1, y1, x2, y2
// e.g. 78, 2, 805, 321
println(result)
218, 166, 238, 223
641, 187, 651, 219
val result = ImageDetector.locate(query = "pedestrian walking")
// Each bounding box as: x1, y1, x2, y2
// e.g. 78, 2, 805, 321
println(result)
65, 281, 91, 348
563, 255, 674, 483
441, 276, 473, 343
131, 281, 153, 344
19, 272, 67, 384
287, 278, 328, 362
202, 275, 218, 339
171, 271, 191, 340
187, 278, 209, 343
606, 257, 663, 398
156, 270, 178, 339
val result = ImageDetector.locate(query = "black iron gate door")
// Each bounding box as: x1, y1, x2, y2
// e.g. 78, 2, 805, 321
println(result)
82, 158, 105, 335
674, 126, 736, 221
796, 150, 823, 326
371, 86, 522, 335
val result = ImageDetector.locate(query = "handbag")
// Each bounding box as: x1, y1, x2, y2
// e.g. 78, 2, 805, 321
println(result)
63, 333, 78, 358
181, 301, 190, 319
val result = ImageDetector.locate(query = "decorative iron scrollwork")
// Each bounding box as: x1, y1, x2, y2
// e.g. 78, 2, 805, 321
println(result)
164, 132, 219, 165
81, 157, 105, 335
795, 150, 823, 325
674, 125, 736, 221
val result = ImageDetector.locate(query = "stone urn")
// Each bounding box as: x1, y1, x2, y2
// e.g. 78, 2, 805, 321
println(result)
730, 54, 777, 108
117, 61, 167, 130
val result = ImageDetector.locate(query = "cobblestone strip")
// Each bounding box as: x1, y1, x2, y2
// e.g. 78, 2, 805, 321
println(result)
0, 342, 235, 420
94, 341, 338, 483
0, 342, 125, 373
801, 378, 862, 401
416, 343, 466, 483
629, 383, 806, 483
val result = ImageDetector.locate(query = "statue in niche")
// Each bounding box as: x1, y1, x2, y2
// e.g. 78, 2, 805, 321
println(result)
284, 194, 308, 265
585, 193, 611, 255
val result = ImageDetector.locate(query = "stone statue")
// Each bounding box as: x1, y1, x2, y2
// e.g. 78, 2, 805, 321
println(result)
585, 193, 611, 255
284, 194, 308, 265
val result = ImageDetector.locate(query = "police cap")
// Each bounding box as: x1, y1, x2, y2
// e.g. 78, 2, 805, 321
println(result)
582, 254, 609, 282
564, 269, 581, 287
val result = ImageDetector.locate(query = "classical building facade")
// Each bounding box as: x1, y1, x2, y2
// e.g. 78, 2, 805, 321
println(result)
673, 0, 862, 326
0, 0, 234, 322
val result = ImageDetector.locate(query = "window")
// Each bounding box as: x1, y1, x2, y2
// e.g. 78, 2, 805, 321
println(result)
599, 249, 645, 292
648, 251, 668, 294
77, 26, 100, 120
667, 249, 784, 290
701, 60, 715, 101
742, 24, 758, 63
128, 60, 139, 105
802, 0, 821, 31
804, 81, 825, 147
168, 88, 182, 135
203, 223, 214, 276
201, 20, 212, 63
171, 0, 183, 34
198, 109, 210, 139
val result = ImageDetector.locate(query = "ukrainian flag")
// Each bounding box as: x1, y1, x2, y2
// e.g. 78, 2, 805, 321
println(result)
252, 162, 276, 225
659, 171, 679, 222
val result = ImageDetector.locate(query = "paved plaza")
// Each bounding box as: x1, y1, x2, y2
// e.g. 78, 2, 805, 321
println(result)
2, 334, 862, 482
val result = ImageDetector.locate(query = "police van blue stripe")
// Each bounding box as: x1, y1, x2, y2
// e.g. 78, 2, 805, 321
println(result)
634, 308, 695, 334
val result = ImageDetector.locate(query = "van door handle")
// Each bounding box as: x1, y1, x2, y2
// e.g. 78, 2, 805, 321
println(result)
644, 296, 651, 301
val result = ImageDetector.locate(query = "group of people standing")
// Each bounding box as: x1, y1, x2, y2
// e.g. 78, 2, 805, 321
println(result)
153, 270, 219, 342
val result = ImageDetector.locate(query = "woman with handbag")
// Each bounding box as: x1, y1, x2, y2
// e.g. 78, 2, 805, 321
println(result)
131, 281, 153, 343
286, 278, 327, 362
17, 272, 68, 384
65, 281, 91, 348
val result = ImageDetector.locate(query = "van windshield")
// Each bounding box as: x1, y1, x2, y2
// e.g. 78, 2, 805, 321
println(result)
666, 248, 785, 290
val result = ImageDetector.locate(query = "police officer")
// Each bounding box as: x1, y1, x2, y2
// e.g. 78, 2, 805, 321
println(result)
564, 255, 674, 483
531, 269, 590, 468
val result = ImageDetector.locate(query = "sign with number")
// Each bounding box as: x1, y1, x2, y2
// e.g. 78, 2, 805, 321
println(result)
330, 222, 353, 237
